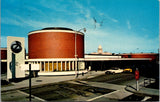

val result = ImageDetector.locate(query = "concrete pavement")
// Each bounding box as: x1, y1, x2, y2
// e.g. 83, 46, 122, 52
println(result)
1, 90, 42, 101
1, 71, 158, 101
1, 71, 105, 92
125, 86, 159, 96
68, 81, 132, 100
68, 76, 156, 101
1, 71, 105, 101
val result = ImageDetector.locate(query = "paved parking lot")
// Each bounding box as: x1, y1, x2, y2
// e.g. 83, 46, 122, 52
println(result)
1, 71, 159, 101
1, 90, 41, 101
1, 71, 104, 92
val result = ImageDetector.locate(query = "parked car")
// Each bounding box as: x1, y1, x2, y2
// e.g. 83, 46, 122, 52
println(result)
105, 67, 123, 74
123, 68, 132, 73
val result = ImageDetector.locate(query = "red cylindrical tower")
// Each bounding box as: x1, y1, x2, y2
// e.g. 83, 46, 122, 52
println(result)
28, 27, 84, 59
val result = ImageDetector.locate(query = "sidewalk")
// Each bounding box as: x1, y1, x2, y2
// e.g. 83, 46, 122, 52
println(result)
125, 85, 159, 96
68, 76, 153, 101
1, 71, 105, 92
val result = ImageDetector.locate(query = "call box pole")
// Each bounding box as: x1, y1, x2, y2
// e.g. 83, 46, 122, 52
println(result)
29, 64, 31, 101
136, 80, 139, 91
135, 68, 139, 91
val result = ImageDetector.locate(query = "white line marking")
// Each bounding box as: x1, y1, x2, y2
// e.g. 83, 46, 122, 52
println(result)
87, 90, 120, 101
17, 90, 46, 101
141, 96, 151, 101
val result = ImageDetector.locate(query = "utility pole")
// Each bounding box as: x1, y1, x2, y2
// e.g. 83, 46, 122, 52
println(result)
75, 28, 86, 78
29, 64, 31, 101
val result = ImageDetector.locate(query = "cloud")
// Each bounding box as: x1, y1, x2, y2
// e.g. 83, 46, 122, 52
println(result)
1, 0, 118, 31
1, 0, 158, 54
85, 28, 159, 53
127, 20, 131, 30
1, 10, 54, 29
39, 0, 84, 16
90, 6, 119, 23
111, 18, 118, 23
25, 6, 46, 16
1, 17, 22, 26
1, 1, 93, 29
106, 15, 118, 23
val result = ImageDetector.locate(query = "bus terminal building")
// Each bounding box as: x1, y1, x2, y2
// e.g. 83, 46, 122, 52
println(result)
0, 27, 159, 78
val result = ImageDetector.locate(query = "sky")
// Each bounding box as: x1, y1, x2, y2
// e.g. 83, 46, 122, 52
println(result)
1, 0, 159, 54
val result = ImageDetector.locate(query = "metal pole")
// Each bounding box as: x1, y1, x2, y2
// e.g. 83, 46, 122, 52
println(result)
74, 28, 86, 78
29, 64, 31, 101
136, 80, 139, 91
75, 30, 78, 78
12, 53, 16, 79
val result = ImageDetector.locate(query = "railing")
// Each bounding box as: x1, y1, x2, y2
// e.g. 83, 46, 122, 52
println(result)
143, 78, 155, 87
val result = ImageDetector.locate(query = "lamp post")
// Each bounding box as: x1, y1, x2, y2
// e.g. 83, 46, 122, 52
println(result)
75, 28, 86, 78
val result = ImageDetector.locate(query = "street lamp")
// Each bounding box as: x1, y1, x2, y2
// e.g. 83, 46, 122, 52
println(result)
75, 28, 86, 78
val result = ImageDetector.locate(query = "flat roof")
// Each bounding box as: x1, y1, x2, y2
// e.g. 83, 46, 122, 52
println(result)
84, 58, 151, 61
120, 53, 158, 55
42, 27, 73, 31
25, 58, 151, 62
28, 27, 84, 36
1, 58, 151, 63
28, 30, 84, 36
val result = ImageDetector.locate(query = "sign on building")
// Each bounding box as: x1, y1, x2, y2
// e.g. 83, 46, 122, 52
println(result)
7, 36, 25, 80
